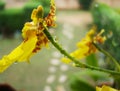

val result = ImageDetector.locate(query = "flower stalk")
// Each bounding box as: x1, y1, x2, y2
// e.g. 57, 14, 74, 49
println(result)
43, 28, 120, 76
93, 42, 120, 72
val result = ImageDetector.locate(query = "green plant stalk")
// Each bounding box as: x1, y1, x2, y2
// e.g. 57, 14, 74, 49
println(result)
93, 43, 120, 72
43, 29, 120, 76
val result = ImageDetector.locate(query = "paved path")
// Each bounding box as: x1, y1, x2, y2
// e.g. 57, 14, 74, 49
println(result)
43, 19, 87, 91
44, 51, 68, 91
43, 22, 76, 91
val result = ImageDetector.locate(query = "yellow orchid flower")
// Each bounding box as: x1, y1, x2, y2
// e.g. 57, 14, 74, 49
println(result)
0, 0, 56, 73
96, 85, 119, 91
61, 28, 106, 64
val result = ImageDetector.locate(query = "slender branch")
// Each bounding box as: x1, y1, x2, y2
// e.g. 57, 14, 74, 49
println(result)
43, 29, 120, 76
93, 43, 120, 71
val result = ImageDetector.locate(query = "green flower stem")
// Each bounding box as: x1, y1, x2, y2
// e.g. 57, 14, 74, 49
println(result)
93, 43, 120, 72
43, 29, 120, 76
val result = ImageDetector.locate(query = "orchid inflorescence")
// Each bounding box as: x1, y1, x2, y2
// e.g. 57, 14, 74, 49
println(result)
0, 0, 120, 90
0, 0, 56, 73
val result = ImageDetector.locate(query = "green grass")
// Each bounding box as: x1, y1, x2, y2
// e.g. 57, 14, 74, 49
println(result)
0, 11, 88, 91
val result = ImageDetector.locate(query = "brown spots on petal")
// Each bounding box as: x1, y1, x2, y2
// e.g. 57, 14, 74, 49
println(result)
23, 38, 28, 43
32, 31, 49, 53
43, 37, 49, 44
39, 32, 44, 36
44, 1, 56, 27
36, 40, 42, 46
32, 47, 41, 53
38, 25, 44, 31
89, 44, 97, 53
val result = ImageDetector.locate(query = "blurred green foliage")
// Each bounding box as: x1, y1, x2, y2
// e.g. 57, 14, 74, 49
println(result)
0, 8, 24, 38
91, 3, 120, 64
86, 54, 98, 67
69, 70, 112, 91
28, 0, 50, 16
29, 0, 50, 6
0, 0, 5, 10
0, 0, 50, 38
115, 8, 120, 14
0, 0, 5, 34
78, 0, 94, 10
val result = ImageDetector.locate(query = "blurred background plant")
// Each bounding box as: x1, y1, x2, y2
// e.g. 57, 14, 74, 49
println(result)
0, 0, 5, 10
0, 0, 50, 38
69, 1, 120, 90
91, 2, 120, 89
69, 70, 113, 91
91, 3, 120, 65
78, 0, 94, 10
0, 0, 5, 35
0, 8, 24, 38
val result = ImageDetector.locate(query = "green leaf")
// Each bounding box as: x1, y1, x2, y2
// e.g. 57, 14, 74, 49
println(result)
70, 73, 95, 91
86, 53, 98, 67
